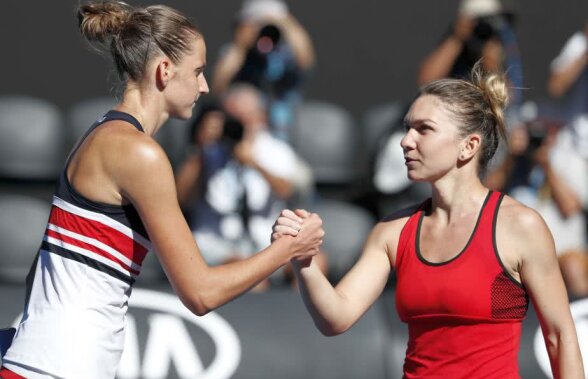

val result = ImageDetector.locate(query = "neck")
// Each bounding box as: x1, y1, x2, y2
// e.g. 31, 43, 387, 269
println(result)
428, 171, 488, 222
116, 86, 168, 136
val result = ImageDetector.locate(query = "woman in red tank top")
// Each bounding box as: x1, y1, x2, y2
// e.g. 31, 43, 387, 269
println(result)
273, 63, 584, 378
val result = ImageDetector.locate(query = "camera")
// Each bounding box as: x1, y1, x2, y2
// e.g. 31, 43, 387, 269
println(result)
473, 14, 505, 41
525, 120, 547, 155
222, 115, 245, 147
254, 24, 282, 54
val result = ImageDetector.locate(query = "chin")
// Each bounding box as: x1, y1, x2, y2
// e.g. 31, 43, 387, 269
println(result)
407, 171, 429, 183
170, 108, 193, 121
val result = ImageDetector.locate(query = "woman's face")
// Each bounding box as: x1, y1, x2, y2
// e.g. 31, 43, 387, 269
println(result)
165, 36, 209, 120
196, 111, 225, 146
400, 95, 463, 182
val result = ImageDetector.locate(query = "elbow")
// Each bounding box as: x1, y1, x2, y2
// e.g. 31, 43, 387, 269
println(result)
192, 303, 212, 317
180, 292, 215, 317
320, 327, 344, 337
561, 207, 578, 219
558, 200, 582, 219
184, 296, 212, 317
316, 321, 350, 337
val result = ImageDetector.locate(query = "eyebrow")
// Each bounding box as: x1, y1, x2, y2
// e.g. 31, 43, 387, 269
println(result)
403, 117, 438, 126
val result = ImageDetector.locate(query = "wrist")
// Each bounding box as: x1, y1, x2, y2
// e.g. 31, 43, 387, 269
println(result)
272, 235, 297, 265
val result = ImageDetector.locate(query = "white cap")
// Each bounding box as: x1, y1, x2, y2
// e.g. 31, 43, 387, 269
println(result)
459, 0, 502, 18
239, 0, 289, 22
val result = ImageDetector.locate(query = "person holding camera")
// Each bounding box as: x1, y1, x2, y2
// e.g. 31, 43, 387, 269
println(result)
539, 21, 588, 298
548, 20, 588, 124
417, 0, 523, 108
211, 0, 316, 142
175, 84, 324, 289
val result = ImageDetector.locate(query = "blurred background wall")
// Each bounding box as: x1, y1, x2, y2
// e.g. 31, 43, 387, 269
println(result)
2, 0, 587, 117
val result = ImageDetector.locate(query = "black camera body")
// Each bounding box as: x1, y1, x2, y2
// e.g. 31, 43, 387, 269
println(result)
222, 116, 245, 147
256, 24, 282, 52
473, 14, 505, 41
526, 120, 547, 155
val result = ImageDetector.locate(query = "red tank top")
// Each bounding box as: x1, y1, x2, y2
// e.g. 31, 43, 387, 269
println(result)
395, 191, 528, 379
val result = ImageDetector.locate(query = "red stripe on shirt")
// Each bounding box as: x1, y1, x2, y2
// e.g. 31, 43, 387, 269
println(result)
0, 367, 27, 379
46, 229, 140, 276
49, 206, 148, 265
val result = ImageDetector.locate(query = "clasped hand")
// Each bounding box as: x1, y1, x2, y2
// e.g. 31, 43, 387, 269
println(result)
272, 209, 324, 261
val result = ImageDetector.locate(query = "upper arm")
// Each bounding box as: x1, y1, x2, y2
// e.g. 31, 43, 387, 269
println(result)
116, 139, 208, 302
502, 202, 575, 336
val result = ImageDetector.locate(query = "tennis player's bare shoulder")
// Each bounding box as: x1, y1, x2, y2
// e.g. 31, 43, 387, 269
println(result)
495, 194, 554, 270
371, 203, 423, 265
497, 195, 548, 237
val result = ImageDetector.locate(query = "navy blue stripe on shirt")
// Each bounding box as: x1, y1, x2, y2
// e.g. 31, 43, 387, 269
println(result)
41, 240, 135, 286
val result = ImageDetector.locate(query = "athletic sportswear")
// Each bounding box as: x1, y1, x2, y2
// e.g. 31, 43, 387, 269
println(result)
2, 111, 152, 379
395, 191, 529, 379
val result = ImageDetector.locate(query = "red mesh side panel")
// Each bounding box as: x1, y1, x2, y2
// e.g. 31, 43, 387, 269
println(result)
491, 272, 529, 319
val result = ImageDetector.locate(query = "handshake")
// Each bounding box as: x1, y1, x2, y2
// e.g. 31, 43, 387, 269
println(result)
272, 209, 325, 263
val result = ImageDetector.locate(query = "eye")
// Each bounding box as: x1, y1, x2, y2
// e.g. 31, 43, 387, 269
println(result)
418, 124, 434, 134
194, 66, 205, 77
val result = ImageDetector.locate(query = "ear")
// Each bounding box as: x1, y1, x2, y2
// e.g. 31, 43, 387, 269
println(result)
155, 57, 174, 89
458, 133, 482, 162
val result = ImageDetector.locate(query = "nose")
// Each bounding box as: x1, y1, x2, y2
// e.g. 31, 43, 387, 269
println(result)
199, 74, 210, 95
400, 129, 415, 151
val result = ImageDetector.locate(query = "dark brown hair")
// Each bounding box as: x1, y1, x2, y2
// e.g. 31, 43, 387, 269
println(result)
78, 1, 201, 81
419, 62, 509, 175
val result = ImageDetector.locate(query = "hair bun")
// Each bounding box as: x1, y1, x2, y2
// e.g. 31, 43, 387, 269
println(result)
78, 1, 133, 42
471, 61, 509, 141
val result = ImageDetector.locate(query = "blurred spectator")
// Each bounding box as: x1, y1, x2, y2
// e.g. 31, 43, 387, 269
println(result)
212, 0, 316, 142
417, 0, 523, 109
176, 84, 323, 288
370, 103, 430, 218
547, 20, 588, 124
542, 21, 588, 298
175, 99, 228, 216
486, 118, 588, 298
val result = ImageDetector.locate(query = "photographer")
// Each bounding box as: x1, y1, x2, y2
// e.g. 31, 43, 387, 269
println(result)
211, 0, 316, 142
417, 0, 523, 107
175, 85, 322, 288
548, 20, 588, 125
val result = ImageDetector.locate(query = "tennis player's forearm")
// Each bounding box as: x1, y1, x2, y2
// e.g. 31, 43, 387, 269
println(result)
546, 331, 585, 379
185, 238, 295, 315
293, 260, 354, 336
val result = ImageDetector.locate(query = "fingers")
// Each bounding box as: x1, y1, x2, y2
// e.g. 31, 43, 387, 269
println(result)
271, 209, 304, 241
294, 209, 311, 218
282, 209, 304, 223
300, 213, 323, 230
277, 215, 303, 231
273, 224, 300, 237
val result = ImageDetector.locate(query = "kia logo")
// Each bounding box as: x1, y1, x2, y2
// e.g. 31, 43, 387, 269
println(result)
534, 298, 588, 378
13, 289, 241, 379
